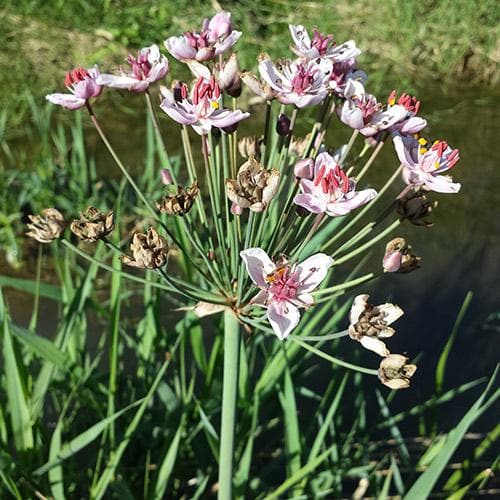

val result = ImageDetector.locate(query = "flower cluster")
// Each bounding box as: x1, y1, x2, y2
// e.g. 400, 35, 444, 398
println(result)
40, 11, 464, 394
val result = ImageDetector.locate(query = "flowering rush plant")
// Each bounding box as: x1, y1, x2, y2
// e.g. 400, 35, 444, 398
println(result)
37, 11, 462, 499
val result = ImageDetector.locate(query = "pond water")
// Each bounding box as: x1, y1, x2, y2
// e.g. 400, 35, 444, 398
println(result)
3, 82, 499, 417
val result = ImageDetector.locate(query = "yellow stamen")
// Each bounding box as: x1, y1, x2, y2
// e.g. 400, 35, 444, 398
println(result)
211, 101, 220, 110
419, 147, 427, 154
418, 137, 427, 145
434, 161, 440, 169
388, 97, 396, 106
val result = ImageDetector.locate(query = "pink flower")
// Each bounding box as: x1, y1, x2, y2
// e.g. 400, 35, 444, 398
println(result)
294, 151, 377, 216
165, 11, 241, 62
46, 66, 102, 110
241, 248, 333, 339
329, 60, 367, 98
159, 76, 249, 135
258, 55, 333, 108
340, 81, 427, 137
393, 134, 461, 193
96, 45, 168, 93
289, 24, 361, 62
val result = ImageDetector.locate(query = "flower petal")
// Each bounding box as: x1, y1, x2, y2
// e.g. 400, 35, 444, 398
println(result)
349, 294, 369, 324
97, 74, 149, 92
293, 193, 327, 214
164, 36, 197, 61
267, 301, 300, 340
360, 336, 390, 357
296, 253, 333, 293
325, 188, 377, 216
240, 247, 275, 288
208, 109, 250, 128
377, 303, 404, 326
46, 93, 86, 110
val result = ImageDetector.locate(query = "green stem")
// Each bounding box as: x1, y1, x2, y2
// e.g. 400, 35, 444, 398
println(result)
218, 309, 240, 500
290, 337, 378, 375
144, 90, 172, 172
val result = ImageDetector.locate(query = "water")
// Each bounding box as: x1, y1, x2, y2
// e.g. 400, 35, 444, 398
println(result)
4, 83, 500, 414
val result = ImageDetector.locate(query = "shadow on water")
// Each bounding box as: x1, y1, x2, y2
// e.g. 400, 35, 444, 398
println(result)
4, 82, 499, 422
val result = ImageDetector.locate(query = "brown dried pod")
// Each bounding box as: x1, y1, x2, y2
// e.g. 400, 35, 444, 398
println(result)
396, 191, 438, 227
156, 181, 199, 216
121, 227, 168, 269
225, 156, 279, 213
70, 206, 114, 242
382, 237, 421, 273
26, 208, 66, 243
378, 354, 417, 389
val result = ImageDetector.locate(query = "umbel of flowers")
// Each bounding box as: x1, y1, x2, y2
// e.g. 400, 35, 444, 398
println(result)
38, 11, 461, 499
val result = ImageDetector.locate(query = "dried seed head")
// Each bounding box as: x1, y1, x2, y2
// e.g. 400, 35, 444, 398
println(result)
238, 136, 262, 160
225, 156, 280, 213
396, 191, 437, 227
378, 354, 417, 389
289, 134, 311, 157
156, 181, 199, 216
70, 206, 114, 242
121, 227, 168, 269
382, 237, 421, 273
26, 208, 66, 243
348, 294, 404, 357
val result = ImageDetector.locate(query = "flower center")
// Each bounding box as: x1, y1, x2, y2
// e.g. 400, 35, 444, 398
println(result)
191, 76, 221, 114
185, 30, 212, 50
313, 164, 350, 197
127, 51, 152, 80
291, 63, 317, 93
266, 266, 299, 301
64, 67, 89, 87
387, 90, 420, 114
311, 29, 335, 55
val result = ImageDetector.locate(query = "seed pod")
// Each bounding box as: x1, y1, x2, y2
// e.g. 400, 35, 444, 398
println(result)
121, 227, 168, 269
26, 208, 66, 243
156, 181, 199, 216
225, 156, 279, 213
396, 191, 437, 227
70, 206, 114, 242
382, 237, 421, 273
378, 354, 417, 389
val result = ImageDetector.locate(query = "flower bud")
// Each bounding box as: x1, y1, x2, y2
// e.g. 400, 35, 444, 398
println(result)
382, 237, 420, 273
26, 208, 66, 243
225, 156, 280, 213
218, 53, 242, 98
276, 113, 291, 136
396, 191, 437, 227
70, 206, 114, 242
160, 169, 173, 185
122, 227, 168, 269
156, 181, 199, 216
378, 354, 417, 389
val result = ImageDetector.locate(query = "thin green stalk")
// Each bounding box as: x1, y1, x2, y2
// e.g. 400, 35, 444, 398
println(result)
260, 101, 272, 165
290, 337, 378, 375
339, 129, 359, 165
355, 134, 387, 182
218, 309, 240, 500
313, 272, 377, 296
292, 213, 324, 260
321, 164, 403, 251
333, 219, 401, 265
144, 89, 172, 172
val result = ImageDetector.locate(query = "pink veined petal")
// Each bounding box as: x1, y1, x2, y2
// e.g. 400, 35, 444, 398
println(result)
314, 152, 337, 176
402, 166, 422, 186
207, 11, 232, 40
250, 289, 269, 307
294, 292, 315, 308
164, 36, 197, 61
424, 174, 461, 194
196, 47, 215, 61
45, 93, 86, 110
296, 254, 333, 293
341, 104, 365, 130
359, 336, 390, 357
267, 301, 301, 340
293, 193, 328, 214
329, 40, 361, 62
192, 123, 211, 135
393, 134, 418, 168
96, 74, 149, 92
214, 30, 242, 55
350, 294, 369, 324
145, 44, 161, 62
159, 100, 198, 125
398, 116, 427, 134
258, 59, 289, 93
146, 59, 169, 84
187, 60, 212, 79
240, 248, 275, 288
326, 188, 377, 216
294, 159, 315, 179
74, 75, 102, 99
292, 92, 327, 108
207, 109, 250, 128
289, 24, 312, 53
